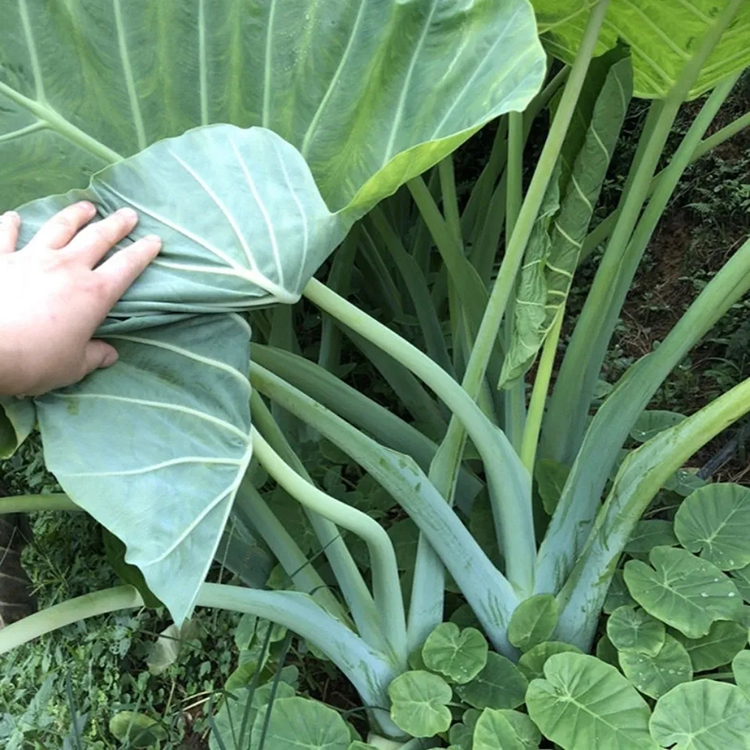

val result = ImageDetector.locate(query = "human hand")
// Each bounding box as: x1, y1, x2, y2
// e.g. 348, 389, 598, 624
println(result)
0, 201, 161, 397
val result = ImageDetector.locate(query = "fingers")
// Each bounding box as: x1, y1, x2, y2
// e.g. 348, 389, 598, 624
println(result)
27, 201, 97, 250
65, 207, 139, 267
0, 211, 20, 254
95, 234, 162, 307
78, 340, 119, 380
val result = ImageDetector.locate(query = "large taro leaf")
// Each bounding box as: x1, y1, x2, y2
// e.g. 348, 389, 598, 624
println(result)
0, 0, 546, 215
534, 0, 750, 100
12, 126, 346, 623
0, 1, 547, 625
498, 49, 631, 388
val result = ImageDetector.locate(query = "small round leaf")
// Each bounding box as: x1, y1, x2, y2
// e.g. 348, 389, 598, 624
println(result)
650, 680, 750, 750
630, 410, 685, 442
607, 606, 665, 656
518, 641, 582, 680
674, 484, 750, 570
422, 622, 489, 684
455, 652, 528, 710
109, 712, 167, 748
618, 634, 692, 699
604, 570, 637, 614
526, 653, 657, 750
674, 620, 748, 672
251, 697, 351, 750
624, 546, 743, 638
388, 671, 452, 738
473, 708, 541, 750
732, 650, 750, 697
625, 520, 678, 555
507, 594, 559, 652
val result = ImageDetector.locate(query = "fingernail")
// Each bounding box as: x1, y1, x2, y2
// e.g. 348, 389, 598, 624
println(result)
103, 349, 119, 367
143, 234, 162, 246
117, 207, 138, 222
79, 201, 97, 214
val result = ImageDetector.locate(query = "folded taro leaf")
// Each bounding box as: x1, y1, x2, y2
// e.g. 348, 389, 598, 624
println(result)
2, 0, 548, 625
13, 126, 346, 624
499, 50, 632, 388
534, 0, 750, 100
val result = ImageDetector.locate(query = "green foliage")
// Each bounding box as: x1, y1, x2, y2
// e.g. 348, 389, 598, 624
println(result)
649, 680, 750, 750
507, 595, 559, 652
421, 623, 488, 685
618, 635, 693, 699
674, 484, 750, 570
526, 654, 657, 750
623, 546, 743, 638
387, 671, 452, 738
606, 606, 665, 656
454, 653, 528, 711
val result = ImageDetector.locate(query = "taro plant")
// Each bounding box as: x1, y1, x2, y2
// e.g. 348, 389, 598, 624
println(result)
2, 0, 750, 748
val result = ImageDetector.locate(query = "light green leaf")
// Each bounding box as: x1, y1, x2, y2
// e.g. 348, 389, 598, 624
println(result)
538, 1, 750, 99
518, 641, 582, 681
0, 1, 546, 215
507, 595, 559, 652
0, 397, 35, 459
630, 411, 686, 442
109, 712, 167, 748
674, 621, 748, 672
730, 564, 750, 602
473, 708, 541, 750
604, 570, 637, 614
732, 650, 750, 697
499, 50, 632, 387
625, 520, 678, 555
146, 621, 200, 676
674, 484, 750, 571
388, 671, 452, 738
251, 697, 350, 750
456, 653, 528, 710
596, 634, 620, 667
619, 635, 692, 699
3, 0, 547, 625
650, 681, 750, 750
448, 722, 473, 750
209, 682, 296, 750
526, 653, 657, 750
534, 458, 570, 515
422, 623, 489, 685
624, 546, 743, 638
607, 606, 665, 656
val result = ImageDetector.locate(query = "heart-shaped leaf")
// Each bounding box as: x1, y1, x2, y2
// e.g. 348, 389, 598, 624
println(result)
650, 680, 750, 750
422, 622, 489, 685
618, 635, 692, 699
455, 653, 528, 710
674, 484, 750, 571
607, 606, 665, 656
630, 411, 686, 442
526, 653, 657, 750
388, 671, 452, 738
624, 546, 743, 639
517, 641, 582, 681
508, 594, 559, 652
473, 708, 541, 750
625, 520, 678, 555
250, 697, 351, 750
674, 620, 748, 672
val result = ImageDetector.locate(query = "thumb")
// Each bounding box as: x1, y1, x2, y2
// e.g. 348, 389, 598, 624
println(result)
80, 340, 119, 378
